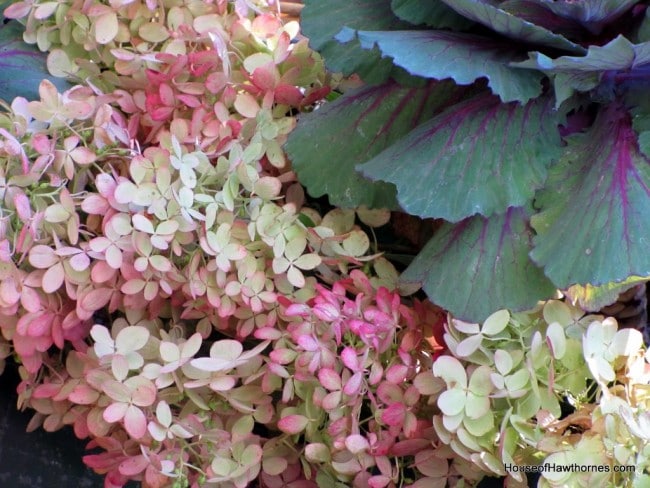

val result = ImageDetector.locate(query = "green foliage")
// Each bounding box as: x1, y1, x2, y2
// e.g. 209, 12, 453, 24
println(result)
401, 208, 556, 320
288, 0, 650, 321
0, 17, 69, 101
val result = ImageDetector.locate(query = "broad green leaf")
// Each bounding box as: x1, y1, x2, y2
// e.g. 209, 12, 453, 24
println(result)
638, 9, 650, 42
0, 21, 70, 101
537, 0, 640, 32
513, 36, 650, 106
565, 276, 649, 312
440, 0, 585, 53
402, 207, 555, 322
359, 95, 562, 221
638, 130, 650, 159
347, 29, 546, 103
499, 1, 585, 39
515, 35, 650, 72
391, 0, 473, 29
286, 81, 469, 209
531, 103, 650, 288
628, 88, 650, 159
301, 0, 409, 84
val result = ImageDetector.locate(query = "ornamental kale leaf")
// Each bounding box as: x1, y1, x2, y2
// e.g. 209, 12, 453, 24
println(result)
286, 0, 650, 321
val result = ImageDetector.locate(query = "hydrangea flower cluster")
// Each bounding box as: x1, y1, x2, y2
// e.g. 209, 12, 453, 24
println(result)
4, 1, 650, 488
0, 2, 336, 376
435, 300, 650, 488
17, 271, 453, 488
0, 1, 455, 486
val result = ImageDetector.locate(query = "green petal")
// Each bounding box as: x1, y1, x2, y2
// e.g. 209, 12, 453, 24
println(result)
438, 388, 467, 416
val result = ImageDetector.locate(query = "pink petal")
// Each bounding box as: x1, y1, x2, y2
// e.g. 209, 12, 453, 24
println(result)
269, 348, 297, 365
80, 288, 112, 312
105, 245, 123, 269
20, 286, 42, 313
277, 414, 308, 435
385, 364, 409, 384
296, 335, 319, 352
377, 382, 403, 404
345, 434, 370, 454
284, 303, 311, 317
27, 313, 51, 337
321, 391, 342, 411
368, 476, 391, 488
313, 303, 340, 322
69, 252, 90, 271
102, 380, 131, 403
340, 347, 359, 371
121, 279, 146, 295
91, 261, 116, 283
68, 385, 100, 405
118, 455, 148, 476
81, 194, 110, 214
0, 277, 20, 306
103, 402, 128, 423
42, 262, 64, 293
70, 146, 97, 165
208, 376, 236, 391
318, 368, 341, 391
29, 245, 58, 268
124, 405, 147, 439
342, 371, 363, 397
381, 403, 406, 427
13, 192, 32, 220
274, 85, 303, 106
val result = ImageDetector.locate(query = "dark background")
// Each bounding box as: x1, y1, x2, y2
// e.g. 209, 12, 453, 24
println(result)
0, 363, 530, 488
0, 364, 104, 487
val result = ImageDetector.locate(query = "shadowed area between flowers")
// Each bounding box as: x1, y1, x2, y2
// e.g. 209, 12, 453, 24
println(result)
0, 364, 137, 487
